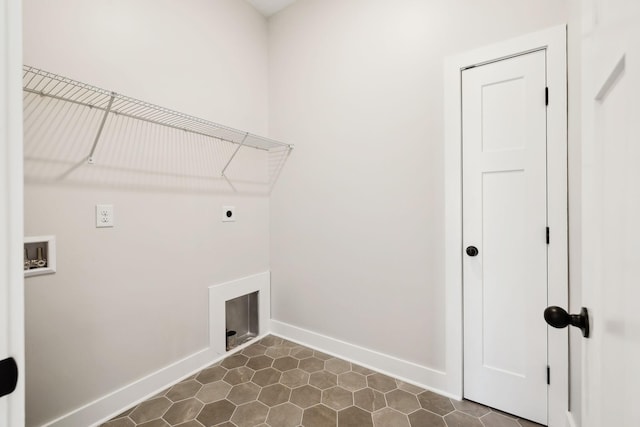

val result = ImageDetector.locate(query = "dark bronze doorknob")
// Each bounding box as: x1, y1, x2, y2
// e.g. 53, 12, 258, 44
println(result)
544, 306, 590, 338
466, 246, 479, 257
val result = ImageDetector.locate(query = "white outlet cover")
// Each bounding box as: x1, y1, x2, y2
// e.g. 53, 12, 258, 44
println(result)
222, 206, 235, 222
96, 204, 114, 228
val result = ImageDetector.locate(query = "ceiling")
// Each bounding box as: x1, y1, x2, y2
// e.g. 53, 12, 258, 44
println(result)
245, 0, 298, 17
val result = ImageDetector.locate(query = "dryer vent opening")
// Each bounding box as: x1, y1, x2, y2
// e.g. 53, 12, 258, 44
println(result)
225, 291, 259, 350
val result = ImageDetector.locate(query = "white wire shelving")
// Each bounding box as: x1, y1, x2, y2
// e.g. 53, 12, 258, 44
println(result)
22, 65, 293, 177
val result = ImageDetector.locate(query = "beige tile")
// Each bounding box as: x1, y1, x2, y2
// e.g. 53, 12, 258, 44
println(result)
266, 345, 291, 358
408, 409, 445, 427
231, 400, 269, 427
444, 411, 484, 427
396, 381, 424, 395
354, 388, 386, 413
451, 400, 491, 418
195, 381, 231, 403
351, 364, 375, 376
223, 366, 255, 385
196, 366, 227, 384
273, 356, 299, 372
242, 343, 268, 357
302, 404, 337, 427
174, 420, 204, 427
338, 406, 373, 427
325, 358, 351, 375
372, 408, 410, 427
367, 373, 397, 393
220, 354, 248, 369
517, 418, 545, 427
299, 357, 325, 373
266, 402, 303, 427
309, 371, 338, 390
129, 397, 172, 424
162, 399, 203, 425
101, 417, 135, 427
338, 372, 367, 392
246, 355, 274, 370
258, 383, 291, 407
417, 391, 454, 416
480, 412, 521, 427
227, 382, 261, 405
290, 384, 322, 409
322, 386, 353, 411
313, 351, 333, 361
280, 368, 310, 388
196, 399, 235, 426
166, 380, 202, 402
138, 419, 170, 427
252, 367, 282, 386
385, 389, 420, 414
258, 335, 283, 347
290, 347, 314, 359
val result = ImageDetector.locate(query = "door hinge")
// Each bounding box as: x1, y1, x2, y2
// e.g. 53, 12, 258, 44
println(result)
547, 365, 551, 385
545, 87, 549, 106
546, 227, 550, 244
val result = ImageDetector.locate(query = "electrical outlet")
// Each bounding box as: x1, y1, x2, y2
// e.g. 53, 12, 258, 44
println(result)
222, 206, 235, 222
96, 204, 114, 228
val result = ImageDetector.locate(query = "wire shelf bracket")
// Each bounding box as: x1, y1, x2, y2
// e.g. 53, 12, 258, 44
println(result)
22, 65, 294, 174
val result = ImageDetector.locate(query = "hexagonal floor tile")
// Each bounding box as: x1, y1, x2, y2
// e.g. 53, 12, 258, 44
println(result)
451, 399, 491, 417
309, 371, 337, 390
338, 371, 367, 392
338, 406, 373, 427
444, 411, 484, 427
280, 368, 310, 388
417, 390, 454, 416
354, 388, 386, 413
265, 346, 291, 359
266, 402, 303, 427
129, 397, 172, 424
137, 419, 169, 427
299, 357, 324, 373
302, 404, 336, 427
220, 353, 248, 369
321, 386, 353, 411
273, 356, 299, 372
231, 400, 269, 426
223, 366, 255, 385
252, 367, 282, 387
258, 383, 291, 407
367, 373, 397, 393
242, 343, 268, 357
101, 417, 135, 427
324, 358, 351, 375
165, 380, 202, 402
290, 347, 314, 359
196, 366, 227, 384
247, 355, 274, 370
227, 382, 261, 405
408, 409, 446, 427
372, 407, 410, 427
385, 389, 420, 414
290, 385, 322, 409
162, 398, 202, 425
196, 399, 235, 426
196, 380, 231, 403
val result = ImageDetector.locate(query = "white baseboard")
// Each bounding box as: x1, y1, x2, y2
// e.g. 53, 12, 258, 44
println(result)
270, 319, 458, 400
566, 411, 579, 427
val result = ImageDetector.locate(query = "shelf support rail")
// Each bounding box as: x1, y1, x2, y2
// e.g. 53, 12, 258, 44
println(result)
221, 132, 249, 177
87, 92, 116, 164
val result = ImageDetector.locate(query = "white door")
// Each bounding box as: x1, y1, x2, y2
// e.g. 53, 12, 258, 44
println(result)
580, 1, 640, 426
0, 0, 25, 424
463, 50, 548, 424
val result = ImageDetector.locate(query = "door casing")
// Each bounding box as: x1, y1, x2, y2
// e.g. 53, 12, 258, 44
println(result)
444, 25, 568, 426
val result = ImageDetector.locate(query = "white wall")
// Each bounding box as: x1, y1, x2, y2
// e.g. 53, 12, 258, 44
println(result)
22, 1, 270, 425
269, 0, 569, 387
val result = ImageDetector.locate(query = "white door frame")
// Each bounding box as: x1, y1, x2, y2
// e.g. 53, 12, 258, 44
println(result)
444, 25, 568, 426
0, 0, 25, 424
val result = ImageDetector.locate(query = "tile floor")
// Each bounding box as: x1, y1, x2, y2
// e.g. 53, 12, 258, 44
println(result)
103, 336, 543, 427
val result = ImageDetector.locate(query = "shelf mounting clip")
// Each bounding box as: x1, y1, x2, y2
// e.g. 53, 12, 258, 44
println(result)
221, 132, 249, 178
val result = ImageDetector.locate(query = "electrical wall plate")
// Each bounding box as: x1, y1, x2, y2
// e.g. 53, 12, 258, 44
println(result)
96, 204, 114, 228
222, 206, 236, 222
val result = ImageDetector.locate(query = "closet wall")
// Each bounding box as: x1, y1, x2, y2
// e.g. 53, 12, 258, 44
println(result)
22, 1, 270, 425
268, 0, 570, 381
